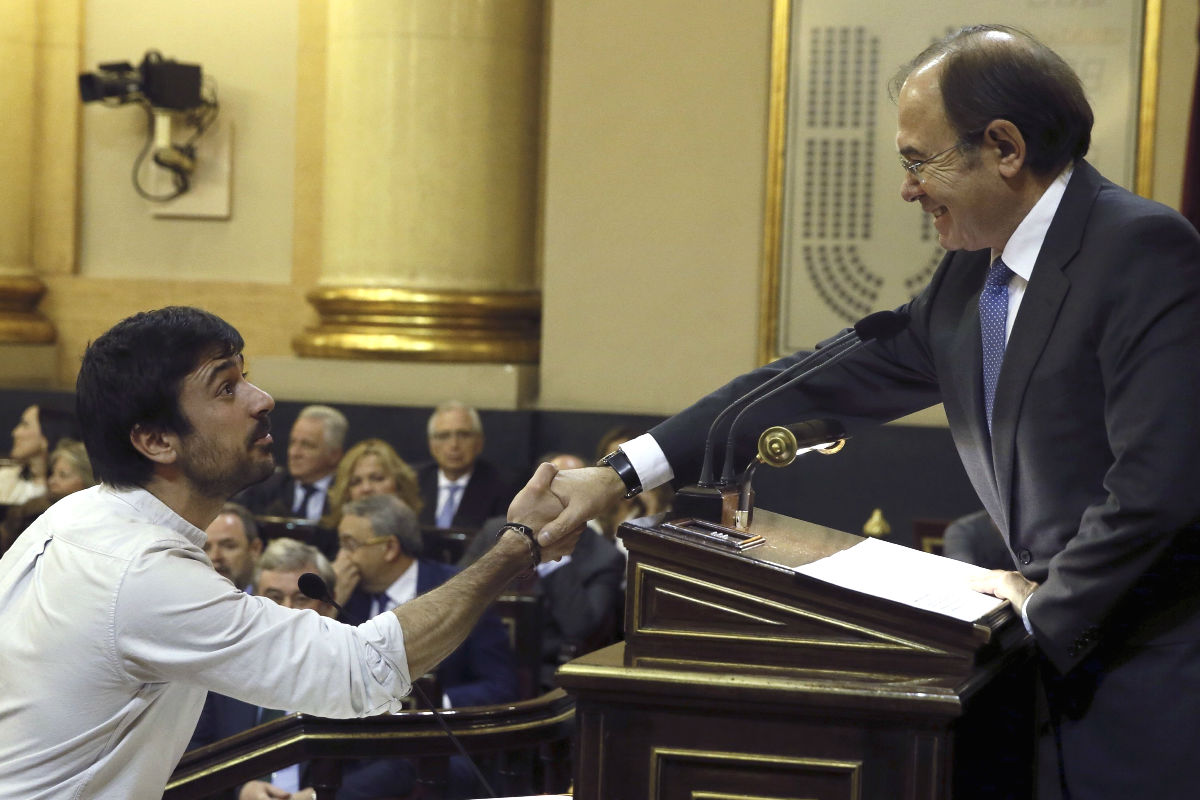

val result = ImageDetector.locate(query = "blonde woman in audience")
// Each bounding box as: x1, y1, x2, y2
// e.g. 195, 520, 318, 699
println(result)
1, 439, 95, 555
324, 438, 424, 527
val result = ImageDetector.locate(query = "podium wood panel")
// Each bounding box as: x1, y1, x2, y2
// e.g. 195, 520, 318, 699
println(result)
556, 510, 1035, 799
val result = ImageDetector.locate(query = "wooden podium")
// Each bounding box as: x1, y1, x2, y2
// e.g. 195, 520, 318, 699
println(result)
556, 509, 1035, 800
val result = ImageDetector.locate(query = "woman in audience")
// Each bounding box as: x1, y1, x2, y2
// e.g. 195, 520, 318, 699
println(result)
323, 438, 424, 528
1, 438, 95, 554
0, 404, 81, 506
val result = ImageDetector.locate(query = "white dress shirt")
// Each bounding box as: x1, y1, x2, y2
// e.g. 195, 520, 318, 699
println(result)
291, 472, 334, 520
0, 484, 412, 799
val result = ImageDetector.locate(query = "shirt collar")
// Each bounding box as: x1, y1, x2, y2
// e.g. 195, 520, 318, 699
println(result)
437, 470, 472, 490
381, 559, 419, 606
102, 483, 207, 547
998, 164, 1073, 281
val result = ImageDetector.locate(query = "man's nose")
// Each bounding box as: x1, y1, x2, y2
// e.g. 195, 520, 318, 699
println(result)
900, 172, 923, 203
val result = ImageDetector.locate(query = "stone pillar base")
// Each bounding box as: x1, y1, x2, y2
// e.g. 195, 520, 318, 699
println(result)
0, 275, 55, 344
294, 286, 540, 364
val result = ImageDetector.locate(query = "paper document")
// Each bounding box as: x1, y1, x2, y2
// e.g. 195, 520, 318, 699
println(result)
793, 537, 1007, 622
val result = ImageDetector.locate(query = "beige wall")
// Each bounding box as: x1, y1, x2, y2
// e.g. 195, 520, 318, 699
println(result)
25, 0, 1200, 415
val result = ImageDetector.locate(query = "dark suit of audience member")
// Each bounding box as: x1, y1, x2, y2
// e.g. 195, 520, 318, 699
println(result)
465, 515, 626, 692
342, 558, 516, 707
234, 406, 348, 559
533, 525, 625, 690
337, 559, 516, 798
418, 401, 518, 531
416, 459, 518, 530
943, 510, 1015, 571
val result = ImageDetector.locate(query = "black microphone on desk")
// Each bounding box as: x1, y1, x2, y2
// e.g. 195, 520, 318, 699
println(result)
297, 572, 499, 799
717, 309, 910, 484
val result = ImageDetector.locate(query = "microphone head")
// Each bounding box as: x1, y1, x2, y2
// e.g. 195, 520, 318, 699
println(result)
297, 572, 331, 603
853, 310, 910, 342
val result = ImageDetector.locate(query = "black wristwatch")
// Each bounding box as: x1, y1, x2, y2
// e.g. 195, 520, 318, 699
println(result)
599, 448, 643, 499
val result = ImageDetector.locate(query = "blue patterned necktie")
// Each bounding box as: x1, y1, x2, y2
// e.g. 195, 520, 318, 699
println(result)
436, 484, 462, 528
979, 258, 1014, 434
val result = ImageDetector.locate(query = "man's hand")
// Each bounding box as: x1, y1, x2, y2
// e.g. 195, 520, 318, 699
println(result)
237, 779, 291, 799
331, 550, 360, 608
535, 466, 626, 549
969, 569, 1039, 615
508, 462, 575, 560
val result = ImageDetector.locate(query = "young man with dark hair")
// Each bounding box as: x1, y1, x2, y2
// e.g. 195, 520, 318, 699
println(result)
0, 306, 574, 799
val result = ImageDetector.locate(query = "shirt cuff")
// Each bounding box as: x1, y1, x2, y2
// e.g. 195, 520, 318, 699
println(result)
1020, 593, 1035, 636
620, 434, 674, 491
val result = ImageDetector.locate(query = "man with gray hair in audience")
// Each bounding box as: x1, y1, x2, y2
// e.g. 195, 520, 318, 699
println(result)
416, 401, 518, 530
236, 404, 348, 522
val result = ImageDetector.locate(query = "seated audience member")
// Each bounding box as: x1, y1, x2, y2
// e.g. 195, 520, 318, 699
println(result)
0, 404, 81, 506
203, 502, 264, 592
235, 404, 348, 520
0, 439, 95, 555
323, 437, 424, 528
188, 537, 338, 800
334, 493, 516, 798
942, 509, 1015, 571
417, 401, 518, 529
465, 453, 626, 691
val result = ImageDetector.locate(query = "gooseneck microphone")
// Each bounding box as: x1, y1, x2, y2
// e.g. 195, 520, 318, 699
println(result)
695, 309, 909, 485
297, 572, 498, 798
695, 318, 870, 487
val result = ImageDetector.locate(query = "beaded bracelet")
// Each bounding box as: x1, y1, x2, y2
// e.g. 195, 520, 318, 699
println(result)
495, 522, 541, 571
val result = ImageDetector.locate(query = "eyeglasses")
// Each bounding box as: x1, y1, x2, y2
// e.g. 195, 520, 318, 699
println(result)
898, 140, 966, 183
337, 534, 393, 553
430, 430, 478, 442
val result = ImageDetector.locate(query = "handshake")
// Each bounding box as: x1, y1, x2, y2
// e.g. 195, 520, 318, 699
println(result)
505, 464, 628, 563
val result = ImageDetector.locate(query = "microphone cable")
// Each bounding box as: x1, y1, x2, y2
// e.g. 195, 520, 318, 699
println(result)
296, 572, 498, 798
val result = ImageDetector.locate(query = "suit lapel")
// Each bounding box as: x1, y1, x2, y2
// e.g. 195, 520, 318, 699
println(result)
990, 161, 1099, 528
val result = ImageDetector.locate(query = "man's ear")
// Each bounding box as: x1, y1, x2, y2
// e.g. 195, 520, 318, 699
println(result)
130, 423, 179, 466
985, 119, 1026, 178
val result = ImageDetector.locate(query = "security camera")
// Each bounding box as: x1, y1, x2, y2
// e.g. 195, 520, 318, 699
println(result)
79, 50, 203, 111
78, 49, 218, 201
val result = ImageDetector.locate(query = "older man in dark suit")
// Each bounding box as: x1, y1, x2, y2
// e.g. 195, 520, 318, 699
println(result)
537, 26, 1200, 800
417, 401, 519, 530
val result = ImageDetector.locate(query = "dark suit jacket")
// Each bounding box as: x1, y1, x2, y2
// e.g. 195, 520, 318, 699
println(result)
942, 509, 1014, 571
230, 467, 338, 559
416, 460, 518, 530
651, 160, 1200, 797
188, 693, 260, 751
338, 559, 516, 798
342, 558, 517, 708
536, 526, 625, 689
233, 467, 331, 519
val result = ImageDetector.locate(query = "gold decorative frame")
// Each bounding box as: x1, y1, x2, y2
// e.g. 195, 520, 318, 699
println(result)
759, 1, 1163, 364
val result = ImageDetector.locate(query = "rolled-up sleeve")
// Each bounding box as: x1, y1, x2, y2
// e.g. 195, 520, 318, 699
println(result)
112, 541, 412, 716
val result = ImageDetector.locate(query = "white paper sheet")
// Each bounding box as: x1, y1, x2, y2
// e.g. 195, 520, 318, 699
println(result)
793, 537, 1007, 622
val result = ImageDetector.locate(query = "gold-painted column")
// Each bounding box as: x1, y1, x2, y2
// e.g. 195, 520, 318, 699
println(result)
296, 0, 543, 363
0, 0, 54, 344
